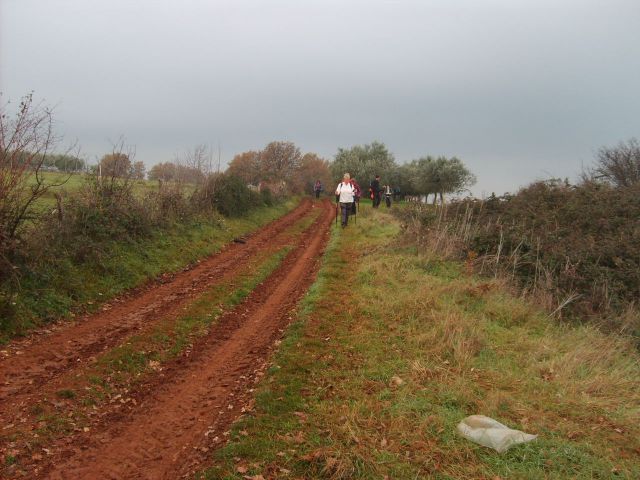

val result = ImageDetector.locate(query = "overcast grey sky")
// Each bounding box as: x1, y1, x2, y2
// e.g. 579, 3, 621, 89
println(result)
2, 0, 639, 194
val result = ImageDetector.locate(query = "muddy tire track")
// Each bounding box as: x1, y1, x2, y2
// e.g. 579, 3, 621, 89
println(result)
0, 199, 314, 404
32, 200, 334, 479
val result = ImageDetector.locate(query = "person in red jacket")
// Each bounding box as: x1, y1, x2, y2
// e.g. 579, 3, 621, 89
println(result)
349, 178, 361, 215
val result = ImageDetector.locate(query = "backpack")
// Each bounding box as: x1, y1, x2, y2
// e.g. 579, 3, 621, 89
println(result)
351, 181, 361, 199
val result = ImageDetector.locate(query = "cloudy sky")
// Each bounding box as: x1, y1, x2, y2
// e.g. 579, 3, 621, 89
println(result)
2, 0, 639, 194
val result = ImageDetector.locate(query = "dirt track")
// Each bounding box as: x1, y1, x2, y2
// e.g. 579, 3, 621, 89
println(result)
0, 198, 334, 479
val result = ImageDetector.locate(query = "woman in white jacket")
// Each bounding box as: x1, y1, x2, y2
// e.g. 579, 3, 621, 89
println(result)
335, 173, 355, 228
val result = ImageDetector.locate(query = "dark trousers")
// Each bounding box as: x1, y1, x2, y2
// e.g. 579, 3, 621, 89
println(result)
340, 202, 351, 226
385, 195, 391, 207
315, 190, 320, 198
373, 192, 381, 208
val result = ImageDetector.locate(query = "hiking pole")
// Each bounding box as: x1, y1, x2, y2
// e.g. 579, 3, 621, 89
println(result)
335, 200, 338, 226
354, 199, 358, 225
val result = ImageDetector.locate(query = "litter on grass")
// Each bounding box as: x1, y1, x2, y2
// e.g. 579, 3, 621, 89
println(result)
457, 415, 537, 453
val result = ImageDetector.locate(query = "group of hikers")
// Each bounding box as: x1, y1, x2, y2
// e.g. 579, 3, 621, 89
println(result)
313, 174, 396, 228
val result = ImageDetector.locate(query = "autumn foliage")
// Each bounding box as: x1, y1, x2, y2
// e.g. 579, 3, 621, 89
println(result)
227, 141, 331, 195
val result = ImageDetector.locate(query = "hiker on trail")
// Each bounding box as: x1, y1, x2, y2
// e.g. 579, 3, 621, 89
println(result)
383, 184, 393, 208
370, 175, 381, 208
335, 173, 355, 228
393, 186, 400, 201
349, 177, 361, 216
313, 179, 323, 199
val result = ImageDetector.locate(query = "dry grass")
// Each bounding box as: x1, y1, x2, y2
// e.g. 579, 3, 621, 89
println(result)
396, 181, 640, 337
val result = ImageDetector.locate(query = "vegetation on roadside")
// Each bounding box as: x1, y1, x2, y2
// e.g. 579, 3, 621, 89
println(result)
395, 178, 640, 338
201, 207, 640, 479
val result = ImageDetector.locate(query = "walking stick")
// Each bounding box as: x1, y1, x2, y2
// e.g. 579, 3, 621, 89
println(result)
354, 199, 358, 224
335, 201, 338, 226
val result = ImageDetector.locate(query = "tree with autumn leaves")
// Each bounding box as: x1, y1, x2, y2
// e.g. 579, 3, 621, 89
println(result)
226, 141, 331, 195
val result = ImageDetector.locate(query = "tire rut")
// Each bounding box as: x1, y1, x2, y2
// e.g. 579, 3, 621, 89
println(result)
0, 199, 314, 406
38, 200, 334, 479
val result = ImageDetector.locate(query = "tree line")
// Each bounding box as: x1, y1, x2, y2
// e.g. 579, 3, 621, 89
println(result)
331, 141, 476, 203
4, 101, 477, 204
91, 138, 477, 203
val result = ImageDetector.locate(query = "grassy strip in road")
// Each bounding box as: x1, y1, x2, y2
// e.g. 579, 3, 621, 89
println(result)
96, 246, 294, 382
88, 202, 324, 386
202, 207, 640, 479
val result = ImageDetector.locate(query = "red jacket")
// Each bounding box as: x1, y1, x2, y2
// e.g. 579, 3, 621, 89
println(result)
349, 179, 362, 199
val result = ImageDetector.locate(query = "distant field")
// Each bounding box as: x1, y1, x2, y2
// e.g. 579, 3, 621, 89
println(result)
28, 172, 162, 210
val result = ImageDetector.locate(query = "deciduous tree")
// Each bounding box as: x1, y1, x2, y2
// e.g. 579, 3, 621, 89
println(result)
411, 156, 476, 203
260, 141, 301, 182
294, 153, 331, 194
595, 138, 640, 187
331, 141, 396, 187
227, 150, 261, 185
99, 153, 131, 178
132, 161, 146, 180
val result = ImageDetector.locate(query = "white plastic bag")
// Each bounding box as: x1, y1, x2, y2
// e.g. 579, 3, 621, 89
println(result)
457, 415, 537, 453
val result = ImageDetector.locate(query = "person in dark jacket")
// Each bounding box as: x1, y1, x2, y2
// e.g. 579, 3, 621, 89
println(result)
370, 175, 381, 208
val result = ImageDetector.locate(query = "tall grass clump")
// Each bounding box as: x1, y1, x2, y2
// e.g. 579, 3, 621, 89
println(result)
395, 179, 640, 336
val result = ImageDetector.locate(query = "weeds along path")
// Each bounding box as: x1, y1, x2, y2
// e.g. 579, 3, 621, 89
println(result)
36, 199, 334, 480
0, 198, 315, 403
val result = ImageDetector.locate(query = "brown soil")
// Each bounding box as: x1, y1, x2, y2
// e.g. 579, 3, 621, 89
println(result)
0, 199, 312, 403
0, 198, 334, 479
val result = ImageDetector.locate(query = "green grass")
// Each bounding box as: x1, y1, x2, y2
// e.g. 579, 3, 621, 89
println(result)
200, 206, 640, 479
55, 389, 76, 399
27, 172, 162, 210
2, 198, 299, 342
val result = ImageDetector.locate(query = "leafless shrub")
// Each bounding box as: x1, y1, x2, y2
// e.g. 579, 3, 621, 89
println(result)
594, 138, 640, 187
174, 144, 211, 185
0, 93, 77, 278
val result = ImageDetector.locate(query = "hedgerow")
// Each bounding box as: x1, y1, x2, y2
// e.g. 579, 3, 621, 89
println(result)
395, 179, 640, 337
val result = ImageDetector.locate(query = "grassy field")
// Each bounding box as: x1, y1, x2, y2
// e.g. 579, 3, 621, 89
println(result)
27, 172, 162, 210
201, 206, 640, 479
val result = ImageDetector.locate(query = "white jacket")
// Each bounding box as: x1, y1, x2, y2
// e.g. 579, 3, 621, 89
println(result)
335, 182, 355, 203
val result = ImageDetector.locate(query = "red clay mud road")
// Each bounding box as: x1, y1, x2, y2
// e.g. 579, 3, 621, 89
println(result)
0, 198, 314, 404
3, 199, 334, 479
